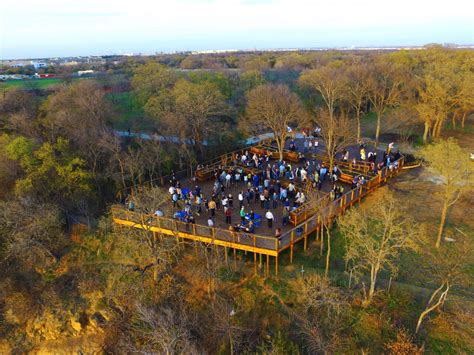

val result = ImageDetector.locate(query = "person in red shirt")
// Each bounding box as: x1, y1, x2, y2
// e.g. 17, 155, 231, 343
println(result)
225, 207, 232, 225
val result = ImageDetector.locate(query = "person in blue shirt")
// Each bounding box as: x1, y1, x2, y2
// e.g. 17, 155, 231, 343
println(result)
253, 174, 259, 188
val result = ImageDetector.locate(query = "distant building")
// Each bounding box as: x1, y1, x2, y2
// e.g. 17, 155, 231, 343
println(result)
31, 61, 47, 69
77, 70, 94, 76
61, 60, 79, 66
4, 60, 30, 68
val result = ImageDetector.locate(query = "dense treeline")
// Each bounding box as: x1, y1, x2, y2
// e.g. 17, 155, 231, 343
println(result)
0, 47, 473, 353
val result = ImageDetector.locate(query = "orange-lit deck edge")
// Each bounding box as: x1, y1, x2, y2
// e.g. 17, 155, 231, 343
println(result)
113, 216, 279, 257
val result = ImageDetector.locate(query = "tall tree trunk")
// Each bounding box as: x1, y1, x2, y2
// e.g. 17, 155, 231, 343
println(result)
375, 111, 381, 149
325, 225, 331, 278
435, 117, 444, 137
276, 136, 284, 161
416, 283, 449, 334
423, 121, 430, 144
461, 111, 467, 128
367, 263, 379, 305
432, 119, 439, 139
356, 109, 361, 142
436, 198, 449, 248
117, 157, 127, 190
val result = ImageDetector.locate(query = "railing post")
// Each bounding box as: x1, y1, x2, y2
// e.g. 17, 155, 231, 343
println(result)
304, 221, 308, 251
316, 214, 321, 242
253, 236, 257, 275
290, 231, 294, 264
211, 227, 216, 244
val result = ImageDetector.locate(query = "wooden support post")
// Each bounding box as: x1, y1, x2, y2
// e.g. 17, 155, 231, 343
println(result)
253, 236, 257, 275
259, 253, 262, 267
266, 254, 270, 277
304, 222, 308, 251
275, 255, 279, 276
224, 246, 228, 264
290, 230, 294, 264
174, 220, 180, 249
315, 214, 321, 242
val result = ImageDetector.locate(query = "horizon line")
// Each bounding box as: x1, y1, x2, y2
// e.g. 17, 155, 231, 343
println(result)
2, 43, 474, 62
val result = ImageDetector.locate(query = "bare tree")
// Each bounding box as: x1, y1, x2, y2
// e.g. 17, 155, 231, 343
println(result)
292, 274, 352, 354
417, 138, 474, 248
299, 63, 346, 118
126, 304, 199, 354
338, 192, 417, 305
367, 59, 406, 147
173, 79, 228, 158
241, 84, 304, 160
415, 73, 455, 143
305, 188, 335, 277
414, 232, 473, 334
454, 72, 474, 128
344, 64, 370, 141
314, 109, 356, 173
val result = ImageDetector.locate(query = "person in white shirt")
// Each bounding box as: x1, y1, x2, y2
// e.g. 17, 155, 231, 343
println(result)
208, 218, 214, 227
343, 150, 350, 162
265, 210, 274, 228
388, 142, 395, 153
238, 192, 244, 208
300, 168, 307, 182
169, 186, 175, 195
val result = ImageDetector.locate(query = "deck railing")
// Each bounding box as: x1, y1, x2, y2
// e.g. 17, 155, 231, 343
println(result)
289, 155, 405, 225
112, 206, 279, 254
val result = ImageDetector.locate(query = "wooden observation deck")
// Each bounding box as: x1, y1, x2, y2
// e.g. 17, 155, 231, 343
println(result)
112, 142, 405, 275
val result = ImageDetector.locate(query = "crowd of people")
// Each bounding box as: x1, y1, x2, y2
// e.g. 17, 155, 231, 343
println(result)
166, 164, 301, 237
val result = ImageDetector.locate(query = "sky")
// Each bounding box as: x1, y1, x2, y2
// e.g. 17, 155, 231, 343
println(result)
1, 0, 473, 59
